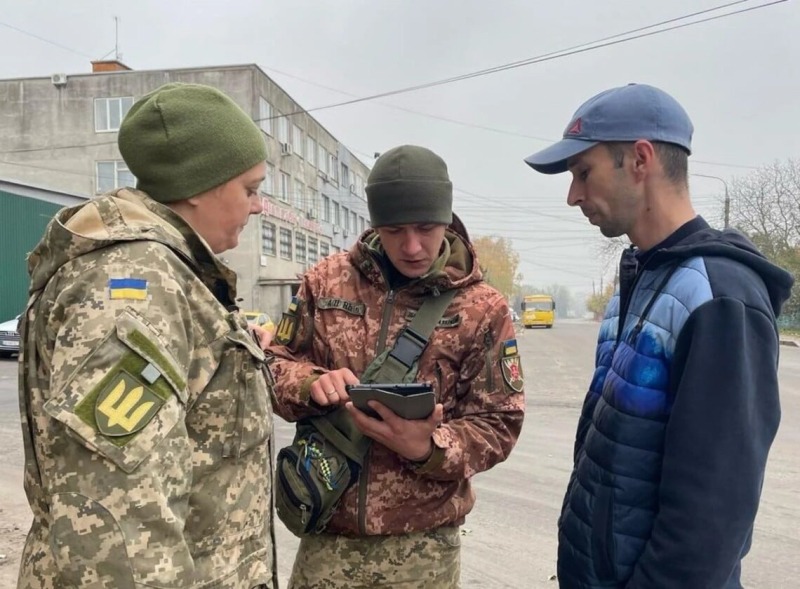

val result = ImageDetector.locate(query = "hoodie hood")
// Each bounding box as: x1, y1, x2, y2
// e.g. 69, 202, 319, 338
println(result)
349, 213, 482, 295
27, 189, 237, 296
652, 226, 794, 317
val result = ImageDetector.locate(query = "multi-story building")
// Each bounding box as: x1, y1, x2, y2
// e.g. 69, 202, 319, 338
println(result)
0, 61, 372, 319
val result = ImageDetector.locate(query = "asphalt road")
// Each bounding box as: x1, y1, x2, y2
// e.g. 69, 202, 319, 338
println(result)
0, 320, 798, 587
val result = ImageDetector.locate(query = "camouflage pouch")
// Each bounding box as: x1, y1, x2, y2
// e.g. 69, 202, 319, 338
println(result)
275, 411, 365, 536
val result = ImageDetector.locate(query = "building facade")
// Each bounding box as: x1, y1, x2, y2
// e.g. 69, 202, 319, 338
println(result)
0, 62, 372, 319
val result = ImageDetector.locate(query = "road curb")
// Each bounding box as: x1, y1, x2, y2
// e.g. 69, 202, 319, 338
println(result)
780, 339, 799, 347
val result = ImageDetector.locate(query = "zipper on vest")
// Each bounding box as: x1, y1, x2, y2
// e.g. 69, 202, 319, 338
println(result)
374, 289, 396, 357
358, 446, 371, 535
483, 330, 494, 391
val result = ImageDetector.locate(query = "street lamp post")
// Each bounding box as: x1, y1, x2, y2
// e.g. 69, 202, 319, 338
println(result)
691, 173, 730, 229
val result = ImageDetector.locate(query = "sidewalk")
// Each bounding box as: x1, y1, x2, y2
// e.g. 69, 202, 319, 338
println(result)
780, 334, 800, 347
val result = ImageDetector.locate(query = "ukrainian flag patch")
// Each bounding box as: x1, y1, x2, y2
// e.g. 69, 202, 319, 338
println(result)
109, 278, 148, 301
288, 296, 299, 313
502, 338, 518, 357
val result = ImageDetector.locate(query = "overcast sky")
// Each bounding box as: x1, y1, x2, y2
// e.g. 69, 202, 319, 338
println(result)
1, 0, 798, 295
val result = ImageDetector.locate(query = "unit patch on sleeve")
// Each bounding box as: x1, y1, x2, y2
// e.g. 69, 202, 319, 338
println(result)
95, 370, 164, 437
500, 338, 524, 392
275, 296, 301, 345
108, 278, 148, 301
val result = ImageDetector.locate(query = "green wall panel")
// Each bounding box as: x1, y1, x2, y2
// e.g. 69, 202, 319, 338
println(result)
0, 190, 62, 320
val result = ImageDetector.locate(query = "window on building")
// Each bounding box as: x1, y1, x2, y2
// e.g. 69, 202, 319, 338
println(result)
258, 97, 273, 136
332, 245, 341, 254
342, 206, 349, 231
261, 162, 275, 196
261, 220, 276, 256
293, 125, 304, 158
333, 201, 341, 226
308, 237, 318, 264
320, 241, 330, 258
340, 163, 350, 189
279, 227, 293, 260
307, 188, 318, 218
294, 179, 304, 209
279, 172, 290, 202
295, 232, 307, 264
329, 153, 338, 182
96, 160, 136, 193
306, 137, 317, 167
278, 113, 289, 144
350, 211, 357, 234
321, 194, 331, 222
318, 146, 328, 174
94, 97, 134, 133
359, 216, 366, 233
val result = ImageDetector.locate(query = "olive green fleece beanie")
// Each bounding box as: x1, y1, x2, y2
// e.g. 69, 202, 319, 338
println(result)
366, 145, 453, 227
118, 83, 267, 203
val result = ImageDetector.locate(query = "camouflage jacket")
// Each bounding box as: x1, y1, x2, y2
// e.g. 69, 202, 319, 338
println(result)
269, 224, 525, 535
17, 189, 276, 589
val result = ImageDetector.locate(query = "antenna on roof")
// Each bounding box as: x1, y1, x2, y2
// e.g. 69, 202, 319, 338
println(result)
114, 16, 121, 61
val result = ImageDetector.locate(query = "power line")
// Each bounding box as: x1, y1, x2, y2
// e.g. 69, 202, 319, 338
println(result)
0, 19, 96, 59
259, 1, 783, 121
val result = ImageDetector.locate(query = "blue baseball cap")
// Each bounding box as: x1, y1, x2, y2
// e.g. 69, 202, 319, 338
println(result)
524, 83, 694, 174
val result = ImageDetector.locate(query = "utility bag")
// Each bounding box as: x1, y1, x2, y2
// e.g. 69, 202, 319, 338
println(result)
275, 289, 455, 536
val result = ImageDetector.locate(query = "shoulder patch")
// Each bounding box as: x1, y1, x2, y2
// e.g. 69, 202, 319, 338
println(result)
74, 354, 174, 447
108, 277, 147, 301
501, 355, 524, 392
275, 296, 301, 345
502, 338, 518, 357
95, 370, 164, 436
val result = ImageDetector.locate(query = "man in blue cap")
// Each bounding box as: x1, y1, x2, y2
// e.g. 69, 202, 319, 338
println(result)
526, 84, 794, 588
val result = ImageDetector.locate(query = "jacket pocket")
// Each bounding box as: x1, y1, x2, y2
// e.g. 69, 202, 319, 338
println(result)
43, 308, 187, 473
591, 484, 616, 583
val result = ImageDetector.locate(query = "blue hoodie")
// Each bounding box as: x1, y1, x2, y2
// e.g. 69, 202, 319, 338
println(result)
558, 217, 795, 589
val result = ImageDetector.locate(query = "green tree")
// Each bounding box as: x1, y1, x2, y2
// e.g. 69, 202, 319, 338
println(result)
473, 235, 521, 299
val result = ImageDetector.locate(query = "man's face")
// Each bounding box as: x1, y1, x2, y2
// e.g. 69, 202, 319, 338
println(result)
190, 162, 266, 253
376, 223, 448, 278
566, 144, 641, 239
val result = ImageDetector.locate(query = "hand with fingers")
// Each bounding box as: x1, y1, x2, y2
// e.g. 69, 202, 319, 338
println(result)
346, 400, 445, 462
309, 368, 360, 407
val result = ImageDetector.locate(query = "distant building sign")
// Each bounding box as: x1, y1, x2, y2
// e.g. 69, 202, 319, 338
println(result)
262, 198, 321, 233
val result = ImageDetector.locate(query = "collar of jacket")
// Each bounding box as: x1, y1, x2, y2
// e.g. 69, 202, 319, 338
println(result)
349, 228, 480, 295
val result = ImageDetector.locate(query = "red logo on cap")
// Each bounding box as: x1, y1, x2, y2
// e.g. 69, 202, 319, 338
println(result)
567, 118, 582, 135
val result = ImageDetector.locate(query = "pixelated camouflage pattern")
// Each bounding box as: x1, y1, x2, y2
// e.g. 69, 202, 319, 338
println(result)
17, 189, 276, 588
288, 527, 461, 589
269, 225, 525, 536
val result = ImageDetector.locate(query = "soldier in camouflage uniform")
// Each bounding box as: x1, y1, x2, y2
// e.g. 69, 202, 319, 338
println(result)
17, 83, 277, 588
269, 145, 526, 588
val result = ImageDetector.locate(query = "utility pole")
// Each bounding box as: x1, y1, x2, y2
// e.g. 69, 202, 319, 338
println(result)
691, 173, 730, 229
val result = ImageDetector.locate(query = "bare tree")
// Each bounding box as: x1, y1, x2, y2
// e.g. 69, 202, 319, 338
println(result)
728, 159, 800, 317
597, 236, 630, 288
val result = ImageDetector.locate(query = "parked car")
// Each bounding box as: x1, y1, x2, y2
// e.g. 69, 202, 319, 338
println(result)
242, 311, 275, 334
0, 315, 21, 358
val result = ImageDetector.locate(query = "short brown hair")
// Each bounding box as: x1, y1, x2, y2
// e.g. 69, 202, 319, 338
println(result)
606, 141, 688, 185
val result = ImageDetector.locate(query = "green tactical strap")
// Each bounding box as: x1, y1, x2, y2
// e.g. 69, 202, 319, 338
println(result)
309, 289, 457, 463
309, 411, 372, 465
365, 289, 457, 384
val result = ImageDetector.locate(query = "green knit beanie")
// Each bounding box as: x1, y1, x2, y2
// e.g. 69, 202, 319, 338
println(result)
118, 83, 267, 203
366, 145, 453, 227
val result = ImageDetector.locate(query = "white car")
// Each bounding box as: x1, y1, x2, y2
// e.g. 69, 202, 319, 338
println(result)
0, 315, 20, 358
